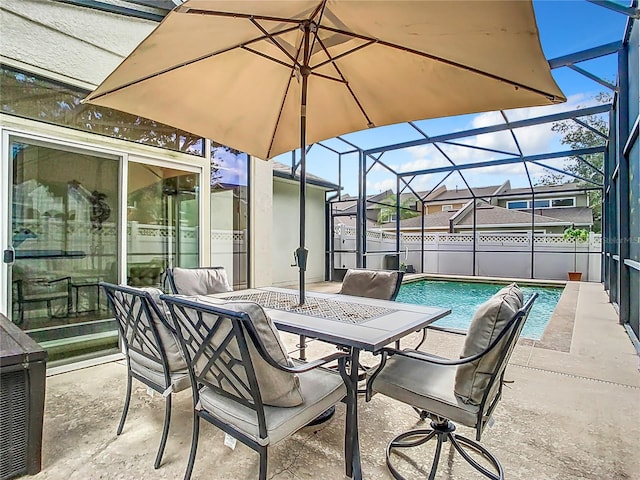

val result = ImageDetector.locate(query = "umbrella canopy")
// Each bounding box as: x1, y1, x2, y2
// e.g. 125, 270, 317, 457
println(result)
85, 0, 565, 303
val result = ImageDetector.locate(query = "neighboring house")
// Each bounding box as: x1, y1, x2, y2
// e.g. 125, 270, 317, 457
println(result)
422, 184, 507, 214
342, 180, 593, 234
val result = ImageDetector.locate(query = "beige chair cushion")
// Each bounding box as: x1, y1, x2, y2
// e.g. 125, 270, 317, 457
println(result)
454, 283, 523, 405
119, 287, 187, 372
199, 360, 346, 445
339, 269, 400, 300
191, 300, 304, 407
129, 355, 190, 393
372, 353, 480, 428
172, 267, 232, 295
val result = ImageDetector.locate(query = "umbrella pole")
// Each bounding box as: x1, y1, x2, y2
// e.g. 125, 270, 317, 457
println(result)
296, 20, 312, 360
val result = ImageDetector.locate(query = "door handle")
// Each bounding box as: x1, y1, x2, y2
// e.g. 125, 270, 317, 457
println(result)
3, 246, 15, 265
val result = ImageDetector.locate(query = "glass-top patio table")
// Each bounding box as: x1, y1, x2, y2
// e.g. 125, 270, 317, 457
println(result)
205, 286, 451, 480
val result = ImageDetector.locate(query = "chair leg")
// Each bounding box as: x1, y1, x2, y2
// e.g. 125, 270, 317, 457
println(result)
385, 420, 503, 480
258, 446, 268, 480
117, 373, 133, 435
183, 411, 200, 480
154, 393, 172, 469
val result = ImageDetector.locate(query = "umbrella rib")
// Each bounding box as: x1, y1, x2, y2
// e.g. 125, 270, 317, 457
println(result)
311, 40, 376, 70
85, 25, 300, 101
320, 25, 564, 102
242, 46, 295, 70
250, 17, 298, 65
308, 0, 329, 60
315, 37, 375, 128
266, 32, 306, 159
309, 71, 345, 83
179, 8, 303, 25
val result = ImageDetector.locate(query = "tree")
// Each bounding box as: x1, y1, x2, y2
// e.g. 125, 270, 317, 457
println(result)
537, 92, 610, 232
377, 195, 420, 224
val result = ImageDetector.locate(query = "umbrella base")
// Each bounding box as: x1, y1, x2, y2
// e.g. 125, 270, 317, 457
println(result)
305, 406, 336, 426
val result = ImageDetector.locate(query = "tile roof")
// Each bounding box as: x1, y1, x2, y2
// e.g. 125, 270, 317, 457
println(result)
524, 207, 593, 225
271, 161, 340, 190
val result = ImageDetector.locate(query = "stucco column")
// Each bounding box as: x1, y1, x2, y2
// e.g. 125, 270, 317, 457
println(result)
250, 157, 273, 287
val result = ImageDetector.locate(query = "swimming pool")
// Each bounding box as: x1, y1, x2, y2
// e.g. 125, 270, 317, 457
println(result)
396, 280, 563, 340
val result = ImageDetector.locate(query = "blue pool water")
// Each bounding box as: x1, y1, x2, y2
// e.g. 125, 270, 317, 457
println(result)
396, 280, 563, 340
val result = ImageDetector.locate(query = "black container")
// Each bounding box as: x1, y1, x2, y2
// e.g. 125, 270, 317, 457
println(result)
0, 314, 46, 479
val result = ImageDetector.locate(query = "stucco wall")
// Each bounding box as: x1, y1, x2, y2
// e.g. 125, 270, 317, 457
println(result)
0, 0, 155, 88
272, 179, 327, 286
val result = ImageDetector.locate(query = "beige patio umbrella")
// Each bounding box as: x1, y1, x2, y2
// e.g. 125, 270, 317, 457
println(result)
84, 0, 565, 303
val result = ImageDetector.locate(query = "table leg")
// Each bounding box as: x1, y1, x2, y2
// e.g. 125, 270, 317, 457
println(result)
340, 348, 362, 480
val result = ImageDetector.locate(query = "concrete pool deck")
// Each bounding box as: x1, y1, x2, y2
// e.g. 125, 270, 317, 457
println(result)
31, 281, 639, 480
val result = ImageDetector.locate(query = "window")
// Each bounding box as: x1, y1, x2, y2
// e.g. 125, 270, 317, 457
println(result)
507, 198, 576, 209
379, 212, 396, 223
507, 200, 528, 209
441, 204, 454, 212
1, 64, 204, 155
552, 197, 575, 207
532, 199, 550, 208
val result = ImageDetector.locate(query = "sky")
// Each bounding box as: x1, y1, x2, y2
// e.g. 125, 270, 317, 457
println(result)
271, 0, 630, 197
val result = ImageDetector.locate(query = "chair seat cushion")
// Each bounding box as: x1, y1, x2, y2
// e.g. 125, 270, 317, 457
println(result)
454, 283, 523, 405
372, 353, 480, 428
172, 267, 232, 295
129, 353, 190, 393
198, 363, 346, 446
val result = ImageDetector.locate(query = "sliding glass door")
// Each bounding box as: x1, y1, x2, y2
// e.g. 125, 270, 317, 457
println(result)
127, 161, 200, 287
6, 136, 119, 347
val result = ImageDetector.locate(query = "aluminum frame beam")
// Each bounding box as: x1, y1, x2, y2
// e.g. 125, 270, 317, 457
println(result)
364, 105, 611, 155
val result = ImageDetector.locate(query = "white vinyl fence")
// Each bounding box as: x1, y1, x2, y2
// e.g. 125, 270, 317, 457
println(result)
333, 225, 602, 282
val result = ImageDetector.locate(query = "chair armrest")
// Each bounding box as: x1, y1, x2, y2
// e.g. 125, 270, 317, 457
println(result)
425, 324, 466, 336
47, 276, 72, 286
253, 347, 349, 374
284, 351, 350, 373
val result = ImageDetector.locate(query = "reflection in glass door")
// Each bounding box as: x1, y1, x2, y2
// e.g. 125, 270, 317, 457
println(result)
7, 137, 119, 347
127, 162, 199, 287
210, 144, 248, 289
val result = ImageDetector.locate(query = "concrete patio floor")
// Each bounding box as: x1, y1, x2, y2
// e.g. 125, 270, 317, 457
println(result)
31, 282, 639, 480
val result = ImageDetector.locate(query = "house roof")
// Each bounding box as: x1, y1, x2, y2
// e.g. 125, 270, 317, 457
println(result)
333, 215, 379, 229
386, 203, 585, 231
427, 184, 503, 202
382, 210, 455, 229
524, 207, 593, 225
506, 183, 587, 196
456, 204, 569, 226
271, 161, 340, 190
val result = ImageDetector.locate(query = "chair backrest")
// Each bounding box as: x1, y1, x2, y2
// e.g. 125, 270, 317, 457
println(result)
160, 295, 303, 441
339, 268, 404, 301
165, 267, 232, 295
101, 282, 186, 378
458, 290, 538, 437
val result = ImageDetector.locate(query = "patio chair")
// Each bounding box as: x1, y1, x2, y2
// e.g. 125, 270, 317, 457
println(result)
100, 282, 190, 470
12, 266, 72, 325
338, 268, 404, 301
159, 294, 349, 480
366, 284, 537, 480
164, 266, 232, 295
338, 268, 408, 350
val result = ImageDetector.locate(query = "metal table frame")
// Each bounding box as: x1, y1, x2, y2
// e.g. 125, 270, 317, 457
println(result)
209, 287, 450, 480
